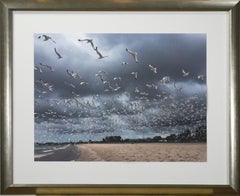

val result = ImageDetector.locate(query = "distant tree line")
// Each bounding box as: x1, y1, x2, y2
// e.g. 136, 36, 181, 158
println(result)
35, 126, 206, 145
100, 126, 206, 143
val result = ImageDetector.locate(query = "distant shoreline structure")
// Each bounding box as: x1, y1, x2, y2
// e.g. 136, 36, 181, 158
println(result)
35, 125, 206, 145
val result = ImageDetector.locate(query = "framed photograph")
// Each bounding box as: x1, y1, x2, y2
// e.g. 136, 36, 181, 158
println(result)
0, 0, 239, 195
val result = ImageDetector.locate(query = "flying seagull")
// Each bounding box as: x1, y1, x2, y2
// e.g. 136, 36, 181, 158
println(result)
38, 35, 56, 44
80, 81, 88, 86
40, 63, 54, 72
113, 77, 122, 81
197, 75, 205, 81
148, 64, 157, 74
66, 69, 81, 79
126, 48, 138, 63
182, 69, 189, 77
121, 61, 129, 66
146, 83, 158, 90
54, 48, 63, 59
39, 80, 53, 91
34, 66, 43, 73
95, 73, 104, 82
161, 76, 170, 85
131, 72, 138, 79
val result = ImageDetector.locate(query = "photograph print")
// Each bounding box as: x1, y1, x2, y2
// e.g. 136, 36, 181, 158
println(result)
34, 33, 207, 162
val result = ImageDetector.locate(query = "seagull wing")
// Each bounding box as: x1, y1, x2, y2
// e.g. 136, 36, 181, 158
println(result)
96, 50, 103, 58
133, 54, 139, 63
66, 69, 71, 76
89, 40, 95, 49
126, 48, 138, 63
149, 64, 153, 69
54, 48, 62, 59
127, 49, 135, 56
42, 35, 49, 41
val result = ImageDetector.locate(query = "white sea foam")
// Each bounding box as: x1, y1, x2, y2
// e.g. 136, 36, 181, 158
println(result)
34, 152, 54, 159
53, 144, 70, 150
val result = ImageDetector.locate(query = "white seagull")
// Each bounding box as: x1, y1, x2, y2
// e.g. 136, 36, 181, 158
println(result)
40, 63, 54, 72
80, 81, 88, 86
126, 48, 138, 63
197, 75, 205, 81
148, 64, 157, 74
161, 76, 170, 85
182, 69, 189, 77
95, 73, 104, 82
121, 61, 129, 66
146, 83, 158, 90
134, 87, 140, 93
66, 69, 81, 79
41, 81, 53, 91
113, 77, 122, 81
131, 72, 138, 79
34, 66, 43, 73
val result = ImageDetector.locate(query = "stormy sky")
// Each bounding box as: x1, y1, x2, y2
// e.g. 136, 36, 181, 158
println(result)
34, 33, 206, 143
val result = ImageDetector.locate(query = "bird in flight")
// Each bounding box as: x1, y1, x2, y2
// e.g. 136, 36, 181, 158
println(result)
161, 76, 170, 85
38, 35, 56, 44
34, 66, 43, 73
66, 69, 81, 79
37, 79, 53, 91
80, 81, 88, 86
54, 48, 63, 59
40, 63, 54, 72
197, 75, 205, 81
134, 87, 140, 93
131, 72, 138, 79
148, 64, 157, 74
121, 61, 129, 66
126, 48, 139, 63
95, 73, 104, 82
146, 83, 158, 90
113, 77, 122, 81
182, 69, 189, 77
96, 70, 108, 82
94, 46, 108, 59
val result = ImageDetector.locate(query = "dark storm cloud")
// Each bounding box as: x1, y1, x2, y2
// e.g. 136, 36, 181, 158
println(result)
34, 33, 206, 98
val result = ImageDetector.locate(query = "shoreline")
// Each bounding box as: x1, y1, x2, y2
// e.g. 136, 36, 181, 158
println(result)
35, 144, 80, 161
34, 143, 206, 162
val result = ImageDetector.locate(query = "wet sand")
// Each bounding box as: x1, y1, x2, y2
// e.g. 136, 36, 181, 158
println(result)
76, 143, 206, 162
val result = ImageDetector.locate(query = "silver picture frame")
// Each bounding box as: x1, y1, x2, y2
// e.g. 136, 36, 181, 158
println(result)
0, 0, 239, 195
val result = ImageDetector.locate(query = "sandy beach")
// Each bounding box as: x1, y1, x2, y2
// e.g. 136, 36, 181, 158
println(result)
35, 143, 206, 162
76, 143, 206, 162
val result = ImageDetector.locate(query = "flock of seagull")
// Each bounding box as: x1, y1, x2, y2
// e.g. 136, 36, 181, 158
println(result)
34, 34, 206, 141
